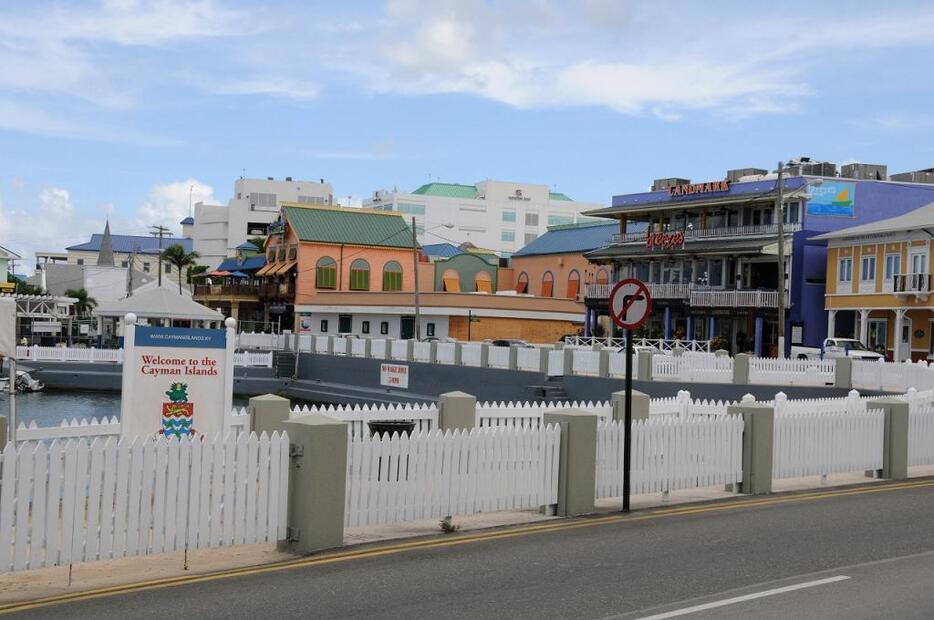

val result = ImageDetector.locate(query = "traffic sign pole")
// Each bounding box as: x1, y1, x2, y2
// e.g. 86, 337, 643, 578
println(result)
623, 327, 632, 512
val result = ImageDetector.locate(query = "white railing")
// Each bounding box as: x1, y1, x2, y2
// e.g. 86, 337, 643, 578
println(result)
314, 336, 329, 354
563, 336, 712, 353
690, 289, 784, 308
853, 359, 934, 392
585, 282, 691, 300
461, 343, 482, 367
285, 402, 439, 438
909, 406, 934, 467
516, 347, 542, 372
488, 345, 511, 369
572, 349, 601, 376
16, 346, 123, 363
610, 222, 801, 244
413, 341, 432, 363
547, 350, 565, 376
595, 415, 744, 498
232, 351, 273, 367
436, 342, 456, 365
390, 340, 409, 361
350, 338, 367, 357
237, 332, 286, 350
772, 409, 884, 479
652, 354, 733, 383
333, 337, 350, 355
344, 425, 560, 528
0, 431, 289, 573
371, 339, 388, 359
749, 357, 835, 386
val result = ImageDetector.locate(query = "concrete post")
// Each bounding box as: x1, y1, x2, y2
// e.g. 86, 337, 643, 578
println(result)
834, 357, 853, 389
480, 343, 490, 368
611, 390, 649, 422
509, 345, 519, 370
0, 415, 7, 447
405, 339, 415, 361
868, 398, 909, 480
363, 338, 372, 358
249, 393, 291, 435
438, 391, 478, 431
672, 346, 684, 357
636, 350, 653, 381
539, 347, 550, 374
728, 403, 774, 495
598, 349, 610, 378
543, 409, 598, 517
454, 342, 463, 365
429, 341, 438, 364
733, 353, 750, 385
325, 336, 334, 355
283, 414, 347, 554
562, 347, 574, 375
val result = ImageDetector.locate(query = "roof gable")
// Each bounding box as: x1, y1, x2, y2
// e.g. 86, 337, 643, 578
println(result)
282, 206, 413, 248
411, 183, 479, 199
67, 234, 192, 254
513, 222, 631, 256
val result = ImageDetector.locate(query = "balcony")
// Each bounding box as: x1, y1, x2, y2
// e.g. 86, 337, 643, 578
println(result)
257, 282, 295, 300
609, 222, 802, 245
893, 273, 931, 300
689, 289, 785, 308
193, 283, 260, 299
586, 283, 690, 300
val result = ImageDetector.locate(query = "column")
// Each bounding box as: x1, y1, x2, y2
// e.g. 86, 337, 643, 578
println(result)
754, 316, 764, 357
893, 309, 906, 361
230, 302, 240, 322
735, 257, 743, 290
584, 308, 592, 337
686, 316, 694, 342
663, 306, 672, 340
827, 309, 837, 339
708, 316, 716, 340
859, 309, 870, 345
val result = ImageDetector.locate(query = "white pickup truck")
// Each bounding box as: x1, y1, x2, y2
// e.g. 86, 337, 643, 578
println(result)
791, 338, 884, 361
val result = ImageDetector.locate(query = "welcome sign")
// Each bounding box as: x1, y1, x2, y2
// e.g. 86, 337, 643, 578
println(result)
120, 318, 234, 440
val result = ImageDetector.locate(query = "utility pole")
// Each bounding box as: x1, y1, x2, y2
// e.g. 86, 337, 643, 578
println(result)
412, 216, 421, 341
775, 162, 786, 358
150, 225, 171, 288
127, 244, 137, 297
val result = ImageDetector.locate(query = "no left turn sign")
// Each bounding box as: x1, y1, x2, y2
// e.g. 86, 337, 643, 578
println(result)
608, 279, 653, 330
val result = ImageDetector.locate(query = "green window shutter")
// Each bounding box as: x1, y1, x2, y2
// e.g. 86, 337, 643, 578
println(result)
351, 269, 369, 290
317, 266, 336, 289
383, 271, 402, 291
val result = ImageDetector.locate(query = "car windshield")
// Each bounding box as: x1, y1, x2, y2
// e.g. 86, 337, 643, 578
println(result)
841, 340, 869, 351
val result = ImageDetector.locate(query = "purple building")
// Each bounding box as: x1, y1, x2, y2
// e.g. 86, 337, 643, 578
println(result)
582, 163, 934, 356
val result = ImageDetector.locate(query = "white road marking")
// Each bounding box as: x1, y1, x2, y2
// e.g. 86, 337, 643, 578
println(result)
636, 575, 851, 619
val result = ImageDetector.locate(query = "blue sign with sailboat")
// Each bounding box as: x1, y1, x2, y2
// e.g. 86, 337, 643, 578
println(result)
806, 180, 856, 217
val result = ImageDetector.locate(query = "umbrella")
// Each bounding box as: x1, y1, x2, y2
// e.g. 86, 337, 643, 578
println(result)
228, 271, 248, 278
207, 270, 231, 277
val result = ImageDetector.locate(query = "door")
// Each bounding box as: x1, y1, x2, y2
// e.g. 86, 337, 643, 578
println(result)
867, 319, 887, 355
400, 317, 415, 340
899, 317, 912, 362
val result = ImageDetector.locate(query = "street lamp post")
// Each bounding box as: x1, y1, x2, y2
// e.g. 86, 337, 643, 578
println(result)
412, 216, 421, 341
775, 161, 787, 358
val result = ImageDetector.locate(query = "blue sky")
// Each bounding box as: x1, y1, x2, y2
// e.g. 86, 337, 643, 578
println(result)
2, 0, 934, 271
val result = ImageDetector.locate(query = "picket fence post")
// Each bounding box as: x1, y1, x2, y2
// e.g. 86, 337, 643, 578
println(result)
438, 391, 477, 432
728, 401, 774, 495
543, 409, 597, 517
867, 398, 909, 480
249, 394, 291, 435
733, 353, 750, 385
834, 357, 853, 389
611, 389, 649, 423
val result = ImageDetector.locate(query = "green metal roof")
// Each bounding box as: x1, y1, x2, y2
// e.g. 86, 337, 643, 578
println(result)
411, 183, 479, 198
282, 206, 413, 248
549, 192, 572, 201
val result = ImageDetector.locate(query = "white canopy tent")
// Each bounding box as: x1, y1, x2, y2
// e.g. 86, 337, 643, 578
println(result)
93, 286, 224, 334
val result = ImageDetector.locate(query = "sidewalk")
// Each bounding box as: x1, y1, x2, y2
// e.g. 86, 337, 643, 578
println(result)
2, 468, 931, 606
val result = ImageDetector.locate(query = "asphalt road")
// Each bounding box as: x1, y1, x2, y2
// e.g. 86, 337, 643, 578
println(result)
6, 479, 934, 619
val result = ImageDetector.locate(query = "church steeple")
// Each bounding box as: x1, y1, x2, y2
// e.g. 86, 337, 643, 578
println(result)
97, 220, 115, 267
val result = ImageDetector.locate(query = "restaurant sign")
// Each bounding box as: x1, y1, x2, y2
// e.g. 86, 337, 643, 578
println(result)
646, 231, 686, 250
668, 180, 730, 197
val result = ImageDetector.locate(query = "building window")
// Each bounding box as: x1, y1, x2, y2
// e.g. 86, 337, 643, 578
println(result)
516, 272, 529, 294
297, 195, 326, 205
267, 248, 277, 263
320, 319, 328, 332
525, 212, 539, 227
362, 320, 370, 334
524, 232, 537, 244
250, 192, 277, 209
426, 323, 435, 337
541, 271, 554, 297
567, 270, 580, 299
784, 201, 801, 225
548, 214, 574, 226
501, 230, 515, 242
475, 271, 492, 293
76, 258, 84, 265
502, 210, 516, 223
860, 255, 876, 282
442, 269, 461, 292
884, 254, 900, 280
380, 321, 389, 335
119, 260, 127, 268
164, 264, 172, 274
143, 262, 150, 272
350, 259, 370, 290
838, 257, 853, 283
338, 315, 352, 333
596, 268, 609, 285
316, 256, 337, 289
382, 261, 403, 291
397, 202, 426, 215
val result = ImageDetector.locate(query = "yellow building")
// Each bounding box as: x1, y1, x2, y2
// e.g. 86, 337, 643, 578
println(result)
815, 203, 934, 361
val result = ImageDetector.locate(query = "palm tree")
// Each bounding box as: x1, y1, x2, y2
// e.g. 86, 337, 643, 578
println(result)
160, 244, 201, 294
187, 264, 208, 285
64, 288, 97, 318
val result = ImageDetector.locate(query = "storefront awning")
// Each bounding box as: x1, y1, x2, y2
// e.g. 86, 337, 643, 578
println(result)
585, 237, 783, 261
272, 260, 296, 276
443, 277, 461, 292
255, 262, 276, 276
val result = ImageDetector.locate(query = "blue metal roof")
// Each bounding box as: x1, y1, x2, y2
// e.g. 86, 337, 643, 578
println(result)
513, 222, 635, 256
236, 242, 258, 250
421, 243, 463, 258
217, 255, 266, 271
179, 216, 194, 225
606, 176, 807, 210
67, 234, 193, 254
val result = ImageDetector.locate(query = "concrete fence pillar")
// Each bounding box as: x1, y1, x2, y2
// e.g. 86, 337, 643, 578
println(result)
509, 345, 519, 371
0, 416, 7, 447
543, 409, 598, 517
733, 353, 750, 385
538, 347, 550, 374
405, 339, 415, 361
868, 398, 909, 480
563, 347, 574, 375
283, 414, 348, 554
454, 343, 463, 365
636, 350, 653, 381
325, 336, 334, 355
480, 343, 490, 368
598, 349, 610, 378
363, 338, 372, 358
438, 391, 478, 432
429, 341, 438, 364
611, 389, 649, 422
249, 393, 292, 435
834, 357, 853, 389
728, 402, 774, 495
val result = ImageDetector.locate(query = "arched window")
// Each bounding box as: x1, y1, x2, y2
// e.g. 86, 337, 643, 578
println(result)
567, 270, 581, 299
350, 259, 370, 290
516, 272, 529, 294
596, 268, 609, 285
441, 269, 461, 292
541, 271, 554, 298
316, 256, 337, 289
382, 261, 403, 291
475, 271, 492, 293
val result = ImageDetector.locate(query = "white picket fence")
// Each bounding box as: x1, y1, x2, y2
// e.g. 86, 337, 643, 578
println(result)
853, 359, 934, 392
16, 346, 272, 368
772, 409, 884, 479
652, 354, 733, 383
595, 415, 744, 499
15, 410, 252, 443
344, 425, 561, 528
749, 357, 836, 386
908, 406, 934, 467
0, 432, 289, 573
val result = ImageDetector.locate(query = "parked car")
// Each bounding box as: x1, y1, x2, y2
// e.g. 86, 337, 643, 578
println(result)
490, 339, 535, 348
790, 338, 884, 361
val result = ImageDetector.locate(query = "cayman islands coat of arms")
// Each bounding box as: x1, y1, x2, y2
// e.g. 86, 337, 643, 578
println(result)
161, 382, 197, 438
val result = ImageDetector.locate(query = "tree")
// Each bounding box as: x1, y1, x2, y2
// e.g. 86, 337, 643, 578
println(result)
64, 288, 97, 318
14, 281, 45, 295
248, 237, 267, 252
160, 244, 201, 294
187, 264, 208, 284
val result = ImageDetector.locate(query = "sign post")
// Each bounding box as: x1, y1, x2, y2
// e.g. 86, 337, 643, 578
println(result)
608, 279, 653, 512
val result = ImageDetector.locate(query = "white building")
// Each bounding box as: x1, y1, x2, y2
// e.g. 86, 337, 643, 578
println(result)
189, 177, 333, 269
363, 180, 604, 256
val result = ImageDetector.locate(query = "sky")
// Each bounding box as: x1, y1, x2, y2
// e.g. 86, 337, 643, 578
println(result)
2, 0, 934, 273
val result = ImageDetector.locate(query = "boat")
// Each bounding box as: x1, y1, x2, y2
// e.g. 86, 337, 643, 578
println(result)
0, 371, 44, 393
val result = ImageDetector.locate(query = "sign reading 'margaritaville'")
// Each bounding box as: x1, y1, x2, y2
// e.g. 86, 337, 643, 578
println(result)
120, 315, 235, 440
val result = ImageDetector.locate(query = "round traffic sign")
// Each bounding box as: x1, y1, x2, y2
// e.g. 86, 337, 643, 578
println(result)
608, 279, 653, 330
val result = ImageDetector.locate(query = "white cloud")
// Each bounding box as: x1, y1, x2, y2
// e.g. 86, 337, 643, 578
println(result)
135, 179, 217, 234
